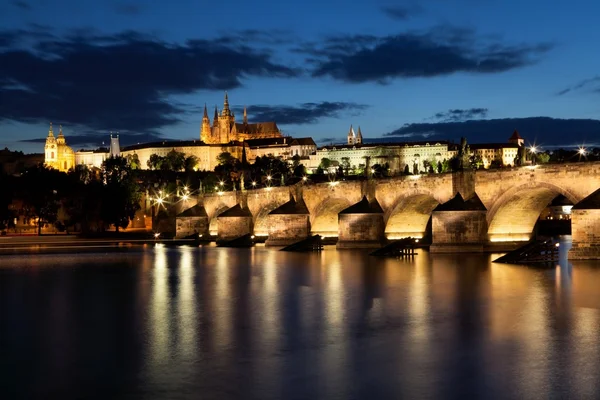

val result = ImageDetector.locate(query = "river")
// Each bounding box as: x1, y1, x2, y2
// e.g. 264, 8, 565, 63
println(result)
1, 240, 600, 399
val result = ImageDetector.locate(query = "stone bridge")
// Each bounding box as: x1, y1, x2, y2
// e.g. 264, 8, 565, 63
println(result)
175, 162, 600, 259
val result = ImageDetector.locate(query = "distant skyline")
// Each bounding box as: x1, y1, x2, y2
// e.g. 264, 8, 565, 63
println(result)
1, 0, 599, 153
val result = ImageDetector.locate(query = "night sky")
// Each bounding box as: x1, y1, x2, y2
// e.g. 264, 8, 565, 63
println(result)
1, 0, 599, 153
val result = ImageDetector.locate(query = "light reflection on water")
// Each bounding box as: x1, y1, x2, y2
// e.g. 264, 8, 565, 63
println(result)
1, 242, 600, 399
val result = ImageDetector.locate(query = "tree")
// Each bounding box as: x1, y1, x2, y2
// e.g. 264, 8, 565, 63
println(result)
217, 152, 236, 166
403, 164, 410, 175
437, 161, 443, 173
536, 152, 550, 164
184, 155, 199, 172
147, 154, 163, 170
127, 153, 140, 170
70, 164, 93, 184
165, 149, 186, 171
20, 165, 66, 235
489, 159, 503, 169
293, 163, 306, 178
341, 157, 351, 175
469, 154, 483, 170
319, 158, 332, 170
101, 156, 141, 232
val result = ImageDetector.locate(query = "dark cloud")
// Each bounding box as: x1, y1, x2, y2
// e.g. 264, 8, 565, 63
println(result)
316, 137, 345, 144
20, 131, 164, 149
297, 26, 553, 83
113, 3, 143, 15
0, 28, 299, 135
433, 108, 488, 122
383, 117, 600, 147
233, 102, 369, 125
11, 1, 30, 10
557, 76, 600, 96
381, 5, 423, 20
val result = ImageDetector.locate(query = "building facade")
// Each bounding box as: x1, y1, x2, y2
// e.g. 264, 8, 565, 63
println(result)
308, 127, 449, 174
44, 123, 75, 172
200, 93, 282, 144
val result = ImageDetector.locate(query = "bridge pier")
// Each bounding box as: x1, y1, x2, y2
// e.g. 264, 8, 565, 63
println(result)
337, 196, 385, 249
217, 204, 253, 244
265, 197, 311, 246
175, 202, 209, 238
430, 193, 488, 253
569, 189, 600, 259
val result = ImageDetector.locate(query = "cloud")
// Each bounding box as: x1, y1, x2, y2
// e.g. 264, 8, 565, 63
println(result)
297, 26, 553, 83
234, 102, 369, 125
557, 76, 600, 96
381, 5, 423, 20
11, 1, 30, 10
0, 28, 299, 135
113, 3, 143, 15
433, 108, 488, 122
383, 117, 600, 147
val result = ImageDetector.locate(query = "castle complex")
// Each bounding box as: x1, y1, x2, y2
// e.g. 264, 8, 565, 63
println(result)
200, 93, 282, 144
42, 93, 526, 175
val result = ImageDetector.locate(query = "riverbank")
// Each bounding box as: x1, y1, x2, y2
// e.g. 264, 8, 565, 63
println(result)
0, 234, 205, 255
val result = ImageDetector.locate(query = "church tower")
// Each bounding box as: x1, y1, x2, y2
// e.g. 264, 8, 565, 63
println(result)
110, 134, 121, 157
347, 124, 355, 145
44, 122, 57, 169
508, 130, 524, 147
218, 92, 235, 142
200, 104, 212, 143
56, 124, 66, 145
243, 106, 248, 125
356, 126, 363, 144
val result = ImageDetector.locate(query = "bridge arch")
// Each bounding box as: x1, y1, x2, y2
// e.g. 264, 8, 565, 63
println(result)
208, 204, 231, 235
384, 193, 440, 239
486, 182, 581, 242
253, 201, 288, 236
311, 197, 353, 237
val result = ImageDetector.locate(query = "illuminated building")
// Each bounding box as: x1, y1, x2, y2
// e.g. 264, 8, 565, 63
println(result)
200, 93, 282, 144
44, 123, 75, 172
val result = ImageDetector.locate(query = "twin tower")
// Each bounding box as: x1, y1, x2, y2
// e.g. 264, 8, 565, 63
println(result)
347, 125, 363, 145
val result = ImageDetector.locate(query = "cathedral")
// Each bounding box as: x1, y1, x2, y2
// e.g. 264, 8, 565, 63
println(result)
45, 123, 75, 172
200, 93, 282, 144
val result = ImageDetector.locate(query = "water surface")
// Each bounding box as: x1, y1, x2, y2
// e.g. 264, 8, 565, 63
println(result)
1, 242, 600, 399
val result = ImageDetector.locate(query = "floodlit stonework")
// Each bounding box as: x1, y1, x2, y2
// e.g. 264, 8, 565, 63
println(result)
175, 162, 600, 256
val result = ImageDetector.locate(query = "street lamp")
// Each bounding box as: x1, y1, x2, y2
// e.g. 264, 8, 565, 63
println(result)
578, 147, 587, 156
529, 146, 538, 166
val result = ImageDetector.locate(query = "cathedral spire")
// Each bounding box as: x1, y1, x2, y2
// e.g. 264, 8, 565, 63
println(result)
222, 91, 230, 115
213, 106, 219, 126
58, 124, 64, 137
347, 124, 355, 145
356, 126, 363, 144
203, 103, 208, 119
243, 106, 248, 124
48, 122, 54, 137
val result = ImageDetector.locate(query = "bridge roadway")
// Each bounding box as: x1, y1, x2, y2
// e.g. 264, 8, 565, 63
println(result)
173, 162, 600, 259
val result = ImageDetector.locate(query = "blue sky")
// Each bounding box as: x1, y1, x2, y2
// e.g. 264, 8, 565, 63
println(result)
1, 0, 599, 153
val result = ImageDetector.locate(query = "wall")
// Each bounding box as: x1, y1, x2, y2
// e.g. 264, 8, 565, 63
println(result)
217, 216, 253, 241
570, 209, 600, 259
266, 214, 310, 246
337, 214, 384, 248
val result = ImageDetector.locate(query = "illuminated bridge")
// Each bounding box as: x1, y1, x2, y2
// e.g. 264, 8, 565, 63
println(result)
173, 162, 600, 259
